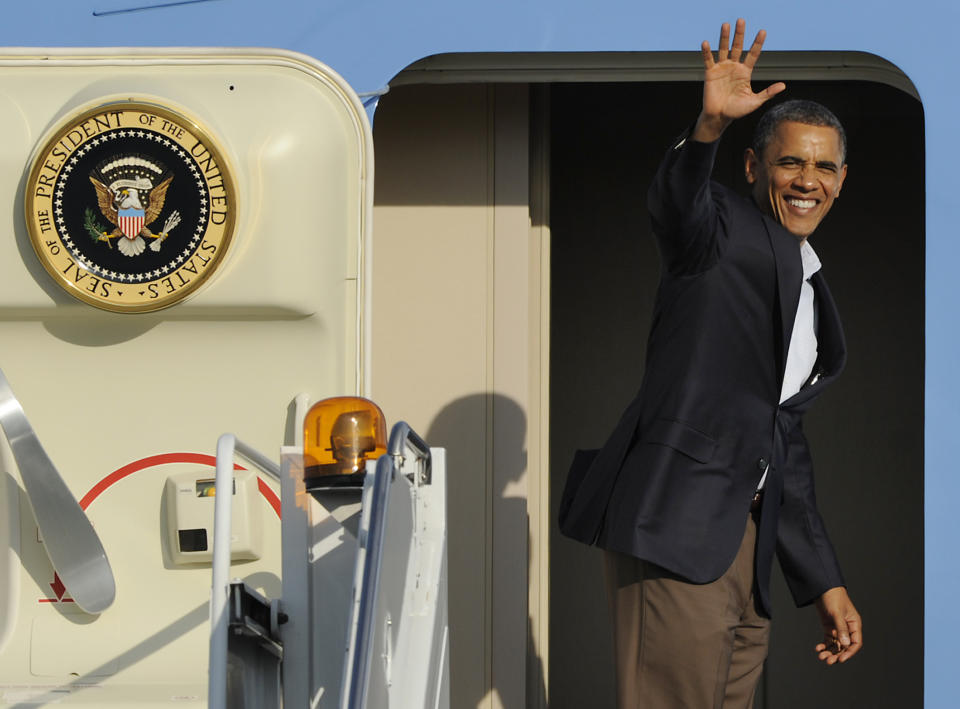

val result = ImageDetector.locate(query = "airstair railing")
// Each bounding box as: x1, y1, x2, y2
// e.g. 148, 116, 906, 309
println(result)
342, 453, 393, 709
208, 434, 280, 709
0, 366, 115, 614
387, 421, 432, 483
343, 421, 432, 709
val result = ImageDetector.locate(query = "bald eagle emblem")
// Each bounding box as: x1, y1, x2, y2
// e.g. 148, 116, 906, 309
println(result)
86, 155, 182, 257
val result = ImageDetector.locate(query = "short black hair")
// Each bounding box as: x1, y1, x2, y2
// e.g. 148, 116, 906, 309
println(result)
752, 99, 847, 163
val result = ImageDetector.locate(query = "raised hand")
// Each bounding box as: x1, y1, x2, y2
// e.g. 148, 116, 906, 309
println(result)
692, 19, 785, 143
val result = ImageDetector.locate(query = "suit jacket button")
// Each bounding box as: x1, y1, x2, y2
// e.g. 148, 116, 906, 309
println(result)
757, 457, 768, 470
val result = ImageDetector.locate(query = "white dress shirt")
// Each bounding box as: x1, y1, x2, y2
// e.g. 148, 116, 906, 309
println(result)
757, 240, 821, 489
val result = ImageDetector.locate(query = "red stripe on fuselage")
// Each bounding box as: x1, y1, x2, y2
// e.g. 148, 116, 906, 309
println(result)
78, 452, 281, 518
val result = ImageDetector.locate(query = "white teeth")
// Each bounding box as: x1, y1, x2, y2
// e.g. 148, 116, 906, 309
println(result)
787, 198, 816, 209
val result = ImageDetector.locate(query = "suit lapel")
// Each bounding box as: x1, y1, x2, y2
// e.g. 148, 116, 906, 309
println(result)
810, 271, 847, 378
778, 270, 848, 410
761, 214, 804, 387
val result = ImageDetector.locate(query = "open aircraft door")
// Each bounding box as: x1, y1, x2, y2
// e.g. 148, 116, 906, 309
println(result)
0, 49, 447, 708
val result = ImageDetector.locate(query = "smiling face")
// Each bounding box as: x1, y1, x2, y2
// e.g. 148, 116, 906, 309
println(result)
744, 120, 848, 241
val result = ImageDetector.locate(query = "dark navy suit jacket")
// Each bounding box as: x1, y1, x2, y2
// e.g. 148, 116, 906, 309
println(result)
558, 134, 846, 616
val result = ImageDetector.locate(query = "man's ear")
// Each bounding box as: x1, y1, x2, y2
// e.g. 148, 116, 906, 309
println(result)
835, 163, 848, 197
744, 148, 759, 185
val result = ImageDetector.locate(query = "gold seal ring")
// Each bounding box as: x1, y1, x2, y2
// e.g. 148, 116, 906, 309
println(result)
25, 100, 236, 313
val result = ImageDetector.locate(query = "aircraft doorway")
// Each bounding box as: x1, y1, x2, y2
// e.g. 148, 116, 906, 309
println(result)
548, 80, 924, 708
371, 64, 923, 708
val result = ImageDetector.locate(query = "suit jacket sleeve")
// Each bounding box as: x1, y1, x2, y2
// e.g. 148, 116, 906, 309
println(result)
647, 134, 726, 276
775, 421, 846, 606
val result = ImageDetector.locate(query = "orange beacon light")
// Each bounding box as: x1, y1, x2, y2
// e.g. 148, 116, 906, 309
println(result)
303, 396, 387, 489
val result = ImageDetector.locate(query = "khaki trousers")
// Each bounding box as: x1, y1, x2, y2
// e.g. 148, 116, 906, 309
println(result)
603, 515, 770, 709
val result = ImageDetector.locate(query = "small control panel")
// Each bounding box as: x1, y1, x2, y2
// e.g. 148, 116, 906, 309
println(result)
163, 469, 263, 564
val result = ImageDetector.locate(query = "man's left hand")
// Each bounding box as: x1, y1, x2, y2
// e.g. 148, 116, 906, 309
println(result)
814, 586, 862, 664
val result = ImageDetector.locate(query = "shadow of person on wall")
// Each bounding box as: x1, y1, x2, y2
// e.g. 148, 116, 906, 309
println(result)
426, 393, 545, 709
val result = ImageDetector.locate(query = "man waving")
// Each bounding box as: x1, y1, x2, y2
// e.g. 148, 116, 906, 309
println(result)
559, 19, 862, 707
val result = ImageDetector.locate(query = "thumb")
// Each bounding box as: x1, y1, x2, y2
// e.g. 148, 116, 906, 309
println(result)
759, 81, 786, 101
832, 612, 851, 648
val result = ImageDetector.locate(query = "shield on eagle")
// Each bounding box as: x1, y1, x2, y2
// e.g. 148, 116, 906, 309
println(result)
118, 207, 145, 238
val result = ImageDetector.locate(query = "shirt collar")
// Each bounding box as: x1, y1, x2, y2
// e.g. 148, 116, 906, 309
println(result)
800, 240, 822, 281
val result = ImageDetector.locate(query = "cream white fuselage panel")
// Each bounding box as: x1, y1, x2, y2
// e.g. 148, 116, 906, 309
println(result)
0, 49, 370, 705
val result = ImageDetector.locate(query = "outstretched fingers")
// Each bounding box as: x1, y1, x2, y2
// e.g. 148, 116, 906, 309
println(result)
742, 28, 769, 69
717, 22, 730, 62
729, 18, 746, 62
704, 20, 772, 71
695, 19, 780, 136
701, 40, 715, 69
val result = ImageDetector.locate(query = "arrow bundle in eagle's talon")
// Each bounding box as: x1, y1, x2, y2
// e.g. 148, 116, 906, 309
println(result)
150, 210, 182, 252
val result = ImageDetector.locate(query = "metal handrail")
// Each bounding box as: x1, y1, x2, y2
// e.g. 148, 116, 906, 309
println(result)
387, 420, 429, 460
0, 366, 115, 614
208, 434, 280, 709
388, 420, 431, 482
344, 453, 393, 709
344, 421, 433, 708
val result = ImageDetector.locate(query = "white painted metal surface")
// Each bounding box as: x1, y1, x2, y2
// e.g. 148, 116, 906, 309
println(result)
0, 49, 370, 705
342, 432, 449, 709
210, 430, 447, 708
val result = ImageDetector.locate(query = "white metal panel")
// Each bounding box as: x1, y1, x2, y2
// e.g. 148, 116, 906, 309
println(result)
0, 49, 370, 705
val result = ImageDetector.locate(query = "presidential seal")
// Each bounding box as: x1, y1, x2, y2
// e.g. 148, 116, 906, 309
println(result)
25, 101, 236, 312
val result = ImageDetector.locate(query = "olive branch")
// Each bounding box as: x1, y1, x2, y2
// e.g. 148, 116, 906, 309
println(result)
83, 208, 108, 243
